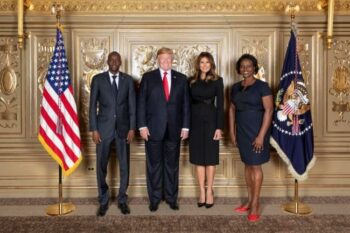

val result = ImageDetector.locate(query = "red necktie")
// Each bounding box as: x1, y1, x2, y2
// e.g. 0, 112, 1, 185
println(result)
162, 71, 170, 101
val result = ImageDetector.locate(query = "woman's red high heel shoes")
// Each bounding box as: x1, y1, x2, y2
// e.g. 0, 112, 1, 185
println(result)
234, 206, 250, 213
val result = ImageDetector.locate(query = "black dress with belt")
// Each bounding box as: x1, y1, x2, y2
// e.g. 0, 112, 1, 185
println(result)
189, 77, 224, 165
230, 79, 272, 165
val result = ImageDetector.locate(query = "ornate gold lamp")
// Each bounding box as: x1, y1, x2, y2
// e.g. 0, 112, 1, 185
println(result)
317, 0, 335, 49
17, 0, 34, 49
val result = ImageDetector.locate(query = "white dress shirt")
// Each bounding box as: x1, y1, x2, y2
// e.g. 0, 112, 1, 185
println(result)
109, 71, 119, 88
159, 68, 171, 92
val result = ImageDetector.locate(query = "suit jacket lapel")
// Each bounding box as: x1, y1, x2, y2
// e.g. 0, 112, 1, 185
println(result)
156, 69, 167, 102
104, 72, 113, 91
117, 72, 125, 101
104, 71, 118, 105
169, 70, 177, 101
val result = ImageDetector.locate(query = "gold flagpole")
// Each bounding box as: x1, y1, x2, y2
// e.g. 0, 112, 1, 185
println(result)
282, 5, 312, 215
46, 167, 75, 216
45, 3, 75, 216
283, 179, 312, 215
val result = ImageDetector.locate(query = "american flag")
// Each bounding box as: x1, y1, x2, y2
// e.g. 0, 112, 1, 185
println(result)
38, 27, 82, 176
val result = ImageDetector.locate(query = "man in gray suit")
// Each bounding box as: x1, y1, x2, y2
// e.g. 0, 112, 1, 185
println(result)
89, 51, 136, 216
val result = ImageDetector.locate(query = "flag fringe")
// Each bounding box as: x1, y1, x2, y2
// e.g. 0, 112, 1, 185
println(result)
270, 137, 316, 181
38, 134, 82, 177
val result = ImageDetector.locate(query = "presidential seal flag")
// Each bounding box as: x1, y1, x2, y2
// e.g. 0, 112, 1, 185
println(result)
38, 27, 82, 176
270, 30, 315, 181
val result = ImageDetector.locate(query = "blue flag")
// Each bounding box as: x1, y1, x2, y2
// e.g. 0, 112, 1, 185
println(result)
270, 30, 315, 181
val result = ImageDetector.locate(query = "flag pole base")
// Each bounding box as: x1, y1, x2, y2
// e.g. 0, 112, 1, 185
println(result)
282, 201, 312, 215
46, 203, 75, 216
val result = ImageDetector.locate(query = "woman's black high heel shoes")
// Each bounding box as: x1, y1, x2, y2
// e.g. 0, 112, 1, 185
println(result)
197, 202, 206, 207
205, 190, 214, 208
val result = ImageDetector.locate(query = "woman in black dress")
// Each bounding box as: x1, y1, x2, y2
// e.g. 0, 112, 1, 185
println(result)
189, 52, 224, 208
229, 54, 273, 222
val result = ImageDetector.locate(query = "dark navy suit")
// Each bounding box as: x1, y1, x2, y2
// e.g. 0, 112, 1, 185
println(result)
89, 71, 136, 206
137, 69, 190, 205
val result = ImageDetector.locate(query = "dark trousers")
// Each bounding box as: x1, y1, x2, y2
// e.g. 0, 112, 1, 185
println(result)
96, 133, 130, 206
145, 129, 180, 205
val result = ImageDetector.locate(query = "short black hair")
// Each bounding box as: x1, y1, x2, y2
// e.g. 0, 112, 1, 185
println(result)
108, 51, 121, 61
236, 54, 259, 75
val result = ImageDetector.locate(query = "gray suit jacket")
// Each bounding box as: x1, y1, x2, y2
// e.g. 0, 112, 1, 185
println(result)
89, 71, 136, 139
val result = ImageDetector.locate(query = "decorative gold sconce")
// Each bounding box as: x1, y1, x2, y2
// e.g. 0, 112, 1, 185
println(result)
51, 3, 64, 22
317, 0, 335, 49
285, 4, 300, 19
17, 0, 34, 49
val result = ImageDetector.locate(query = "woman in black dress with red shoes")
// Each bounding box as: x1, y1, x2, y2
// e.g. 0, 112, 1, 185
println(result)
189, 52, 224, 208
229, 54, 273, 222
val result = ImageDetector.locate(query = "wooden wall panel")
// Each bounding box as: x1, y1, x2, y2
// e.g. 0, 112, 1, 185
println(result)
0, 11, 350, 198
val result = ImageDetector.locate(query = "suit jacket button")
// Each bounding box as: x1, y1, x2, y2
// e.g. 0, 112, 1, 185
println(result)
114, 115, 116, 118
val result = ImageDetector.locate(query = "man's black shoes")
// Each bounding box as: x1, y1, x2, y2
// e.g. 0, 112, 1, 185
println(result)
149, 203, 159, 212
96, 204, 108, 217
168, 202, 179, 210
118, 203, 130, 215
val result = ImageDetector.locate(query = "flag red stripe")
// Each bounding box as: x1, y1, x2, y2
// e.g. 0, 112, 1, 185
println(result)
61, 90, 79, 124
42, 88, 80, 149
56, 132, 79, 163
43, 89, 59, 116
40, 106, 78, 164
61, 115, 81, 148
39, 127, 69, 170
61, 91, 79, 126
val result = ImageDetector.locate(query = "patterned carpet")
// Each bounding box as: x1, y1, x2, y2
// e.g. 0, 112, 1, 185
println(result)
1, 215, 349, 233
0, 197, 350, 233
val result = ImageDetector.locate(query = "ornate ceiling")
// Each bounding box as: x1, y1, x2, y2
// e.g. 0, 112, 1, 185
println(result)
1, 0, 350, 14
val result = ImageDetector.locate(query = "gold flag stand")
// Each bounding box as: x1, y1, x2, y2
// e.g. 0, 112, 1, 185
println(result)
45, 3, 75, 216
46, 166, 75, 216
282, 5, 312, 216
283, 179, 312, 215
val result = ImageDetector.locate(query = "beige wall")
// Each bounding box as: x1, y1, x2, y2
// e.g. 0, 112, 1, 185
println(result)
0, 0, 350, 198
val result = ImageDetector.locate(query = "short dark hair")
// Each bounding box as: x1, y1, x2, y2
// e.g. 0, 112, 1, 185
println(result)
236, 54, 259, 75
108, 51, 121, 61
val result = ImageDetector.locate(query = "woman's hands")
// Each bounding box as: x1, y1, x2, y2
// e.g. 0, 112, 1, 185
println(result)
252, 135, 264, 153
213, 129, 223, 140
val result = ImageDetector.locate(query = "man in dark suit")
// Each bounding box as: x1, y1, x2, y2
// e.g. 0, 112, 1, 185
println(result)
89, 51, 136, 216
137, 47, 190, 212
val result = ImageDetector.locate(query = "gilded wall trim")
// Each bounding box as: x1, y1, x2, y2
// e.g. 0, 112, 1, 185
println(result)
328, 38, 350, 126
1, 0, 350, 14
0, 37, 20, 131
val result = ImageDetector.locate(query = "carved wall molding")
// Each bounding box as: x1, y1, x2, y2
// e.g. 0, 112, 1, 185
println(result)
328, 38, 350, 126
80, 37, 109, 130
131, 44, 215, 81
297, 37, 312, 87
0, 37, 20, 130
241, 37, 269, 81
37, 38, 55, 93
1, 11, 350, 197
235, 30, 275, 85
2, 0, 350, 14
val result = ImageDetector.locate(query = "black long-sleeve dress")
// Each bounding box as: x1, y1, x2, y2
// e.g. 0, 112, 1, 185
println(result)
189, 77, 224, 165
